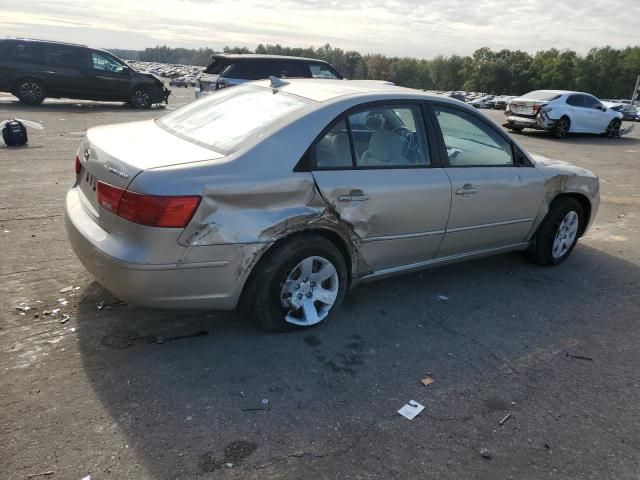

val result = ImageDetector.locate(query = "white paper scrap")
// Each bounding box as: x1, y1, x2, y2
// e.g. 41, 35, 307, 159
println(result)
398, 400, 425, 420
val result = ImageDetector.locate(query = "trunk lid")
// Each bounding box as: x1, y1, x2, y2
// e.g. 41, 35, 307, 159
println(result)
508, 98, 546, 116
76, 119, 221, 232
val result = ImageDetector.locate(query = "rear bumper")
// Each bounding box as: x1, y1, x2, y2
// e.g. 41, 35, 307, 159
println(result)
64, 188, 260, 310
504, 113, 555, 130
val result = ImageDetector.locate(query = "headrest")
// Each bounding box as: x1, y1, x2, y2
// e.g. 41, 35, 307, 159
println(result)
364, 115, 386, 131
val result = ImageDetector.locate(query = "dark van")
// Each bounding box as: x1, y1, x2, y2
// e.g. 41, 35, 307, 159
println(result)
0, 38, 170, 108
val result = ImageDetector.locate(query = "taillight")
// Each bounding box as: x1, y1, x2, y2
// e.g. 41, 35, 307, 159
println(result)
75, 155, 82, 176
96, 181, 200, 228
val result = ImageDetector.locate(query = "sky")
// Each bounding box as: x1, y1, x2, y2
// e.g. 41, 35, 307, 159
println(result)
1, 0, 639, 58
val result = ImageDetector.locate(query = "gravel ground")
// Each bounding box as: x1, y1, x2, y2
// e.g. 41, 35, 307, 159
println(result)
1, 88, 639, 480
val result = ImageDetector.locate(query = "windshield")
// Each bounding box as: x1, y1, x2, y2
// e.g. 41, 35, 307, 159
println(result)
521, 91, 562, 101
157, 86, 309, 153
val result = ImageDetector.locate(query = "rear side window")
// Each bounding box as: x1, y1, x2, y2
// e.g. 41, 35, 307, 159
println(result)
223, 61, 270, 80
157, 85, 309, 153
566, 95, 584, 107
278, 61, 311, 78
434, 106, 513, 167
44, 45, 88, 68
3, 41, 43, 63
310, 63, 341, 79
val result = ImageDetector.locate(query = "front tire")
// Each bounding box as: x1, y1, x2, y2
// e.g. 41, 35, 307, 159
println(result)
130, 86, 153, 109
529, 197, 584, 266
606, 118, 621, 137
16, 79, 46, 105
245, 235, 348, 332
553, 116, 570, 138
509, 126, 524, 133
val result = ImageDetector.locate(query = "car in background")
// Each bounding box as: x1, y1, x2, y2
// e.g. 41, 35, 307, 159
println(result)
444, 91, 466, 102
0, 38, 170, 108
66, 78, 599, 332
505, 90, 632, 138
469, 95, 495, 108
485, 97, 498, 109
169, 77, 189, 88
494, 96, 516, 110
604, 102, 638, 121
195, 54, 344, 98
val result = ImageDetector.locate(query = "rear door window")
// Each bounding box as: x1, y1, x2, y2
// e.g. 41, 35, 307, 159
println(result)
310, 63, 341, 79
44, 45, 88, 69
566, 95, 584, 107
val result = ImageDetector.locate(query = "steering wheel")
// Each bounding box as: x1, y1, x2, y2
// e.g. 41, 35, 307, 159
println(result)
392, 126, 413, 157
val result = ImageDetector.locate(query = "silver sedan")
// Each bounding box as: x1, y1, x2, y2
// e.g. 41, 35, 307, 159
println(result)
65, 79, 599, 331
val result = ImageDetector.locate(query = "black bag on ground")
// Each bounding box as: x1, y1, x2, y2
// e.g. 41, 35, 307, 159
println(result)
2, 120, 28, 146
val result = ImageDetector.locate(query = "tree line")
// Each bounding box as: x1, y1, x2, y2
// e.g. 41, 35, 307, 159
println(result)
110, 43, 640, 99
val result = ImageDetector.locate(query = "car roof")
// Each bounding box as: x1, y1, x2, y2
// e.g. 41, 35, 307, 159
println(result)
211, 54, 330, 63
0, 37, 87, 48
249, 78, 454, 103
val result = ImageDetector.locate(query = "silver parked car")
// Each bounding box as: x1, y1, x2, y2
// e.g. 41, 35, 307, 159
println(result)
66, 79, 599, 331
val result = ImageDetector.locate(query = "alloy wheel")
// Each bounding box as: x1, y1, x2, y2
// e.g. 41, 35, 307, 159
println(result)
19, 82, 42, 102
280, 256, 339, 326
552, 210, 579, 259
556, 118, 569, 137
132, 90, 150, 108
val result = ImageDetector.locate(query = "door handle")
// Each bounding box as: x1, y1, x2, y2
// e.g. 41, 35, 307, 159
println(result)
455, 184, 478, 195
338, 189, 369, 202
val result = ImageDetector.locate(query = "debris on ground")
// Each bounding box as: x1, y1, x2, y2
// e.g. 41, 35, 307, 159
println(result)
437, 294, 449, 301
26, 471, 54, 479
398, 400, 424, 420
51, 308, 60, 315
225, 463, 234, 468
59, 286, 74, 293
60, 314, 70, 324
499, 413, 512, 425
96, 301, 105, 310
420, 375, 434, 386
261, 398, 269, 405
566, 352, 594, 361
16, 303, 31, 313
57, 298, 68, 306
480, 448, 492, 459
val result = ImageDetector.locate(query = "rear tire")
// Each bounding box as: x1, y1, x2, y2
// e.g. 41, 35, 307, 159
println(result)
509, 126, 524, 133
528, 197, 584, 266
130, 86, 153, 109
243, 235, 348, 332
553, 116, 570, 138
15, 79, 46, 105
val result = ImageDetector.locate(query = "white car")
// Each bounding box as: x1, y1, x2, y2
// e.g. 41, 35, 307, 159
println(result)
505, 90, 633, 138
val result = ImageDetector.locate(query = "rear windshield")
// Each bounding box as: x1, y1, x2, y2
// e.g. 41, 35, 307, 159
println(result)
520, 91, 562, 101
204, 58, 230, 74
157, 85, 309, 153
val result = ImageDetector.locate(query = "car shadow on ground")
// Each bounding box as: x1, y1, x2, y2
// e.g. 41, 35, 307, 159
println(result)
0, 98, 168, 113
74, 245, 640, 479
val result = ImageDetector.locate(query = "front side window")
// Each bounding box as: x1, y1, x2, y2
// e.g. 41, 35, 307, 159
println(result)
157, 85, 309, 153
313, 104, 429, 169
583, 95, 602, 109
310, 63, 340, 79
433, 106, 513, 167
91, 52, 124, 73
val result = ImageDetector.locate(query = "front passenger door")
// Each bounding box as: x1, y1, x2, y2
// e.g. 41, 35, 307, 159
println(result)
431, 104, 545, 257
85, 51, 131, 100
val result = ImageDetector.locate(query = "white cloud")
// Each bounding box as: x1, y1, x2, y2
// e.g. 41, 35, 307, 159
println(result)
1, 0, 638, 57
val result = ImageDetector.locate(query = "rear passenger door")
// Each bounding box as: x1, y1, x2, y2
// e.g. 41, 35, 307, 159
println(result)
430, 103, 545, 257
41, 44, 90, 98
311, 102, 452, 271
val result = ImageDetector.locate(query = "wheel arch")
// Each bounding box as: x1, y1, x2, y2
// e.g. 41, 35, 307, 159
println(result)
550, 192, 592, 237
237, 227, 355, 312
12, 76, 47, 95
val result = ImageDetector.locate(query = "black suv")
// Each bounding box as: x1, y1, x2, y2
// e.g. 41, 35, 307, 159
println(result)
0, 38, 170, 108
196, 54, 344, 98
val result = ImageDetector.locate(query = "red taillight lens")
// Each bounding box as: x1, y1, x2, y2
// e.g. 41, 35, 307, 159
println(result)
97, 181, 125, 213
75, 155, 82, 175
96, 181, 200, 228
118, 191, 201, 228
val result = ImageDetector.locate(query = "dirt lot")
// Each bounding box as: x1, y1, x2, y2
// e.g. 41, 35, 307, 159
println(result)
1, 88, 639, 480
